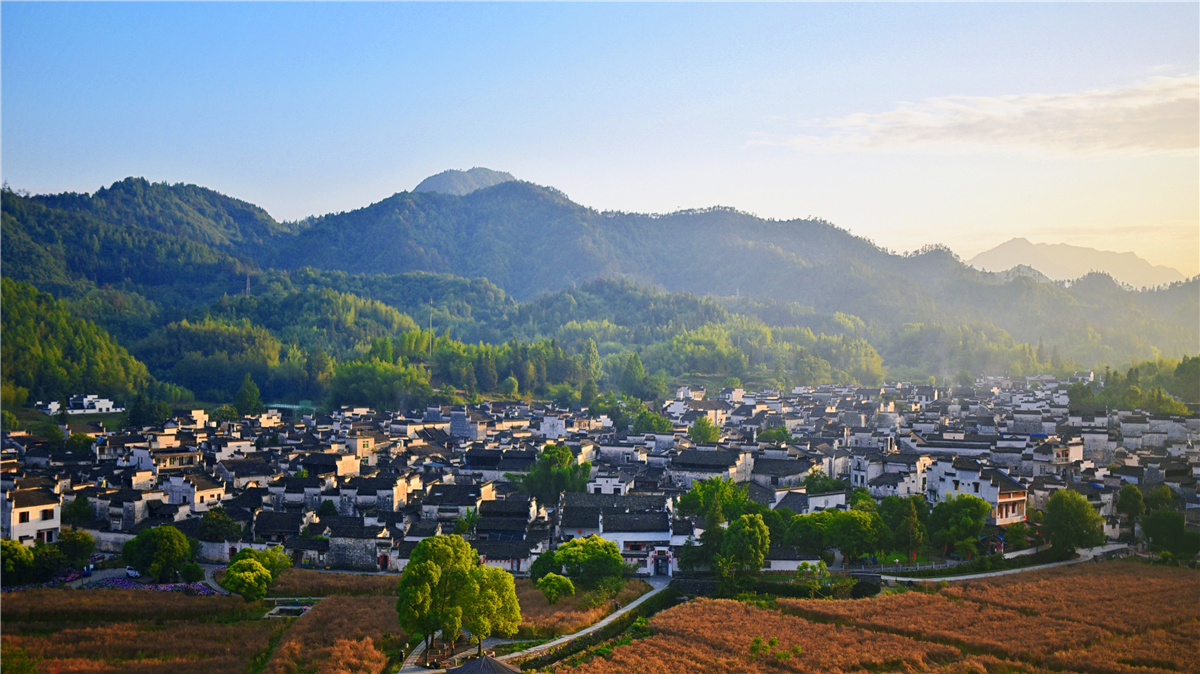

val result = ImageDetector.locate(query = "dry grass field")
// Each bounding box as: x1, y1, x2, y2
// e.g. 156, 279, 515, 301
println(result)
550, 561, 1200, 674
263, 596, 401, 674
266, 568, 400, 597
515, 578, 652, 638
1, 590, 278, 674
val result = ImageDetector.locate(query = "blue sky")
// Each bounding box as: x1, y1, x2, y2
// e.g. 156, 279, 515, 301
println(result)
3, 2, 1197, 274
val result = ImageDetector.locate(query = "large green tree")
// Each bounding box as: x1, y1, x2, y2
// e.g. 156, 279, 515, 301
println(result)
1142, 509, 1200, 558
122, 525, 193, 582
506, 444, 590, 507
1044, 489, 1105, 556
722, 513, 770, 575
234, 373, 264, 416
554, 534, 623, 588
688, 415, 720, 444
396, 535, 479, 665
1115, 483, 1145, 541
826, 509, 883, 561
198, 507, 242, 542
928, 495, 992, 559
464, 565, 521, 655
224, 558, 272, 602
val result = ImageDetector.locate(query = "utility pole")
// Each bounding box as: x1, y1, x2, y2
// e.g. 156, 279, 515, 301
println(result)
428, 297, 433, 357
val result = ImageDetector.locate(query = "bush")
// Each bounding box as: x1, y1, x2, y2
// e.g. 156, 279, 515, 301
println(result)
224, 559, 273, 602
181, 562, 204, 583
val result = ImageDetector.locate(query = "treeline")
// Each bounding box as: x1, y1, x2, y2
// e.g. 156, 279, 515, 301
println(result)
1068, 356, 1198, 414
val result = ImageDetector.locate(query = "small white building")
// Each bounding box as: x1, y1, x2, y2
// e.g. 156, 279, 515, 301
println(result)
2, 488, 62, 545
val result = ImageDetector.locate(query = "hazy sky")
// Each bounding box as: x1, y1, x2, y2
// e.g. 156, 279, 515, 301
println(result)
3, 2, 1197, 276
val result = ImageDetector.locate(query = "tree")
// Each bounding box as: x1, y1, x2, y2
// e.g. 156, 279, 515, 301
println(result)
529, 549, 560, 583
536, 572, 575, 605
826, 510, 883, 561
554, 535, 623, 587
64, 433, 94, 457
802, 470, 846, 494
61, 496, 94, 527
465, 565, 521, 655
579, 378, 598, 410
893, 499, 926, 561
198, 507, 243, 542
122, 525, 192, 582
56, 529, 95, 569
619, 353, 646, 397
453, 506, 480, 539
1115, 483, 1145, 540
928, 495, 991, 559
688, 415, 720, 444
181, 562, 204, 583
234, 373, 264, 417
230, 545, 291, 580
632, 408, 672, 434
224, 558, 272, 602
317, 500, 339, 518
31, 543, 64, 581
1005, 522, 1029, 551
1142, 509, 1200, 558
211, 404, 240, 423
1144, 485, 1175, 511
507, 444, 590, 507
2, 539, 35, 586
723, 513, 770, 575
850, 488, 877, 513
499, 375, 519, 397
396, 535, 479, 665
1044, 489, 1105, 556
677, 476, 750, 521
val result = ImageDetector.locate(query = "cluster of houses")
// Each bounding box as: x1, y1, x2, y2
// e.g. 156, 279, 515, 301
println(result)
3, 374, 1198, 575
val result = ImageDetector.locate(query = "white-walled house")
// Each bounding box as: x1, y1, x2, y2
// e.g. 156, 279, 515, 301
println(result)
1, 488, 61, 545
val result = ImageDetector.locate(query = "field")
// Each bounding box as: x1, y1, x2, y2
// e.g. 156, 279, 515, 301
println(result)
1, 590, 279, 674
263, 596, 401, 674
262, 569, 652, 638
515, 578, 653, 638
548, 561, 1200, 674
266, 568, 400, 597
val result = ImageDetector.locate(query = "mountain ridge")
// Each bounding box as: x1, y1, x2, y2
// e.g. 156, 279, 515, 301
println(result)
968, 237, 1186, 289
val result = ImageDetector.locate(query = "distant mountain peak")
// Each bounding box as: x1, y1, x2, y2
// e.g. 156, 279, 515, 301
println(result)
413, 168, 516, 196
968, 239, 1184, 289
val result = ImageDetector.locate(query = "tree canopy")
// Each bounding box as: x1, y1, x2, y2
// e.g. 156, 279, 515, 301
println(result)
396, 535, 479, 665
1044, 489, 1105, 556
122, 525, 193, 582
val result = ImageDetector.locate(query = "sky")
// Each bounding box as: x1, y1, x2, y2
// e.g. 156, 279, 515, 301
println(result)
3, 2, 1197, 276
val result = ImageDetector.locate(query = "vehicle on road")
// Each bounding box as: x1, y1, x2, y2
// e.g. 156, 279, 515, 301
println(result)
125, 565, 141, 578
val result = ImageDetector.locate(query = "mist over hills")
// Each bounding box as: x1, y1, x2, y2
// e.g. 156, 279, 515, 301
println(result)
2, 173, 1197, 404
968, 237, 1187, 289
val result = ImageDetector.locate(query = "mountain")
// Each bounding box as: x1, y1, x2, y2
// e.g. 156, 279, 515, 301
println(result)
413, 167, 516, 196
968, 238, 1186, 289
261, 180, 1198, 364
3, 179, 1197, 381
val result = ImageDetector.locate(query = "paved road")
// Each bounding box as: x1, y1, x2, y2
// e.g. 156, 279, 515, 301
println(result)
881, 543, 1130, 583
398, 577, 671, 674
67, 568, 126, 588
66, 563, 229, 595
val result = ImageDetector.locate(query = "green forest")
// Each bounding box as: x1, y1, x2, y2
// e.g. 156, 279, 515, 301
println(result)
1, 180, 1196, 418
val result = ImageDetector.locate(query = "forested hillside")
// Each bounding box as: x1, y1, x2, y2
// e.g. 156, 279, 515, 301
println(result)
262, 180, 1198, 367
1, 178, 1196, 415
1, 279, 159, 404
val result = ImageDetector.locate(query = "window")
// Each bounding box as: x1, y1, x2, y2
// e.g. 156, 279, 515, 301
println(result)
19, 511, 30, 523
41, 508, 53, 521
973, 483, 979, 493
